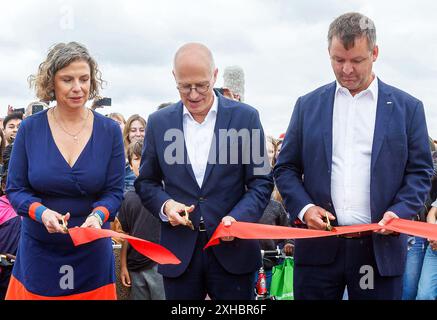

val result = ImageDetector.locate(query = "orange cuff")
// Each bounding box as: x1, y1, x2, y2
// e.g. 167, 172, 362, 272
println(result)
29, 202, 47, 222
92, 206, 110, 223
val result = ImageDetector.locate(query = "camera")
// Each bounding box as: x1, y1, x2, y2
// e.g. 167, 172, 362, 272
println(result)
13, 108, 25, 114
32, 104, 44, 114
94, 97, 112, 107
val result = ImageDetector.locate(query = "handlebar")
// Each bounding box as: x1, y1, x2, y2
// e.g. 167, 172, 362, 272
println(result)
0, 254, 15, 267
261, 248, 281, 257
261, 246, 293, 259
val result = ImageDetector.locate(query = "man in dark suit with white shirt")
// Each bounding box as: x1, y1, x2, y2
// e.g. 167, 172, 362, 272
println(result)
274, 12, 433, 299
135, 43, 273, 300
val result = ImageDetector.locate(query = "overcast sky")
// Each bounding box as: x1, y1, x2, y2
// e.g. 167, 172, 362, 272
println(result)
1, 0, 437, 138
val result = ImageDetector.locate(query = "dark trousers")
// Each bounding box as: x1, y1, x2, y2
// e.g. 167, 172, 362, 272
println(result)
0, 269, 12, 300
294, 236, 403, 300
163, 232, 255, 300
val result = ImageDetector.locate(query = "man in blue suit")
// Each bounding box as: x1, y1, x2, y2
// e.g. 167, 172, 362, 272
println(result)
135, 43, 273, 300
274, 12, 433, 300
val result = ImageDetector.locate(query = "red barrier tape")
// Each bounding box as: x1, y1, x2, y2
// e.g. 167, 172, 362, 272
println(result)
204, 218, 437, 249
68, 227, 181, 265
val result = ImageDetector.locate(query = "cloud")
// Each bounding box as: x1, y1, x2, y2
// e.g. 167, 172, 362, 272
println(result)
1, 0, 437, 138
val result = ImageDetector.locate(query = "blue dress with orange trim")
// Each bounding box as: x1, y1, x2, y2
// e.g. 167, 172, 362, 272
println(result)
5, 109, 125, 299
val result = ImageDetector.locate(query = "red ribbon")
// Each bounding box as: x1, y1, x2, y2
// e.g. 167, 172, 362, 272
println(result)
204, 218, 437, 249
68, 227, 181, 265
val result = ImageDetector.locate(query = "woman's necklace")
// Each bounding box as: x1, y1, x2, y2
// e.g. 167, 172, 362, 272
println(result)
52, 107, 90, 141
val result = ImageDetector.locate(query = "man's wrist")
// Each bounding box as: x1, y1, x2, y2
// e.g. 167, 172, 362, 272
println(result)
163, 199, 175, 216
298, 204, 315, 224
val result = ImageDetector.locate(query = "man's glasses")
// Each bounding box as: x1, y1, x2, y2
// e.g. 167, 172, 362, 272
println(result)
176, 82, 211, 95
176, 79, 212, 95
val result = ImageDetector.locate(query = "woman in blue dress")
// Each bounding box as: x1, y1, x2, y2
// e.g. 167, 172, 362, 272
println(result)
5, 42, 125, 299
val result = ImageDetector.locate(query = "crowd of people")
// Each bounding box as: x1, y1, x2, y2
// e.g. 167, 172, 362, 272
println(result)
0, 11, 437, 300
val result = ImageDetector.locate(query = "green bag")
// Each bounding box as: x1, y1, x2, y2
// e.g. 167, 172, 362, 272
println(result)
269, 258, 294, 300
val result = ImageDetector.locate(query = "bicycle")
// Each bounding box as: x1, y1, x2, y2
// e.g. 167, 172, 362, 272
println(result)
0, 254, 15, 268
255, 246, 293, 300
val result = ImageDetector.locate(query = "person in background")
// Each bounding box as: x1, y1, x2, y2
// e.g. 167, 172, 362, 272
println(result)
222, 65, 245, 102
254, 135, 293, 292
415, 149, 437, 300
3, 113, 22, 147
0, 144, 21, 300
108, 113, 126, 133
119, 140, 165, 300
122, 114, 146, 192
276, 133, 285, 157
272, 133, 285, 203
6, 106, 17, 116
105, 113, 128, 277
0, 129, 5, 165
402, 137, 437, 299
106, 110, 127, 249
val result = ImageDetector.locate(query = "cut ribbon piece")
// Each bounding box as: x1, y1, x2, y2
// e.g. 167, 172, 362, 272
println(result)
69, 227, 180, 265
204, 218, 437, 249
387, 218, 437, 241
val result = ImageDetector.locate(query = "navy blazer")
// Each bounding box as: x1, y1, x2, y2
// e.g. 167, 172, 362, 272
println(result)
135, 93, 273, 277
274, 79, 433, 276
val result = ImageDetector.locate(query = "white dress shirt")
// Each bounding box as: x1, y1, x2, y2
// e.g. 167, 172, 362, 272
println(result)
298, 77, 378, 225
182, 96, 218, 188
160, 95, 218, 221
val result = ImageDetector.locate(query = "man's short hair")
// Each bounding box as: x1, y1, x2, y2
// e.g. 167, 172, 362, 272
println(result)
3, 112, 23, 129
328, 12, 376, 51
157, 102, 173, 110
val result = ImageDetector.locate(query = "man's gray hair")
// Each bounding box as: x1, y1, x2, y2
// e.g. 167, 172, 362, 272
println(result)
328, 12, 376, 51
223, 65, 245, 102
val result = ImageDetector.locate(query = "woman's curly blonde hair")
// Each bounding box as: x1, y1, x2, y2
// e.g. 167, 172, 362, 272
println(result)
28, 42, 104, 101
